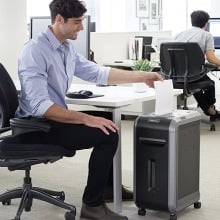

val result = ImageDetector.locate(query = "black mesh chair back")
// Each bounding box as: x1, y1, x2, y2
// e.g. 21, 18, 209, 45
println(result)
160, 42, 218, 131
0, 63, 18, 127
160, 42, 206, 85
160, 42, 216, 101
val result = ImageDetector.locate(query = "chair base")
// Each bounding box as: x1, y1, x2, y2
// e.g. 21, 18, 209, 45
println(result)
0, 168, 76, 220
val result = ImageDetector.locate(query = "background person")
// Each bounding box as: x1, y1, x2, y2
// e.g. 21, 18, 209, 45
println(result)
175, 10, 220, 121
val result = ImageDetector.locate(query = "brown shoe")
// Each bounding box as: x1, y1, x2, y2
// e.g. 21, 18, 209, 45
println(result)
207, 105, 216, 116
104, 185, 133, 202
210, 110, 220, 122
80, 203, 128, 220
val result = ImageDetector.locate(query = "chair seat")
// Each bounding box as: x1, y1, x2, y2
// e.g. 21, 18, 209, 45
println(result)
0, 142, 75, 158
174, 80, 213, 91
0, 142, 75, 170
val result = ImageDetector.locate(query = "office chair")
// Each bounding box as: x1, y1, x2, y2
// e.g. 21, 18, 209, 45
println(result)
0, 63, 76, 220
160, 42, 218, 131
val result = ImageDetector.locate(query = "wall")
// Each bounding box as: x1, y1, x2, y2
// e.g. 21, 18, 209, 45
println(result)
26, 0, 220, 34
26, 0, 50, 23
0, 0, 27, 80
210, 0, 220, 17
162, 0, 215, 36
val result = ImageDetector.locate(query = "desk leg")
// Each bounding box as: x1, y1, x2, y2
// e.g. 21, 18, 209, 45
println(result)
112, 108, 122, 213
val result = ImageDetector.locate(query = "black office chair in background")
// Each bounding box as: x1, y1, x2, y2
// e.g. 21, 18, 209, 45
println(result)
160, 42, 218, 131
0, 63, 76, 220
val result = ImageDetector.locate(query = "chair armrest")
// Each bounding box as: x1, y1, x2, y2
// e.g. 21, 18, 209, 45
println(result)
10, 118, 51, 136
204, 62, 219, 71
0, 126, 11, 134
0, 126, 12, 141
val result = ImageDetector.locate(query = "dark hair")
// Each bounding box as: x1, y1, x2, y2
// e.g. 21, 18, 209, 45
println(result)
191, 10, 210, 28
49, 0, 87, 23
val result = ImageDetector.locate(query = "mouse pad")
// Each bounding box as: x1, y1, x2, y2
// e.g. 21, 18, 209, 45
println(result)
66, 92, 104, 99
84, 94, 104, 99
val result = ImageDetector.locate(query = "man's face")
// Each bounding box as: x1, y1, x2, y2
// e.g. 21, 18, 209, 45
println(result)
63, 17, 84, 40
55, 15, 84, 42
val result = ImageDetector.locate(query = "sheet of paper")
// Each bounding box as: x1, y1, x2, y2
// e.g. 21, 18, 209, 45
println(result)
154, 79, 174, 115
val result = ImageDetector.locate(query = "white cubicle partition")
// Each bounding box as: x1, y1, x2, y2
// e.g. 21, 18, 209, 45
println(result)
90, 31, 172, 65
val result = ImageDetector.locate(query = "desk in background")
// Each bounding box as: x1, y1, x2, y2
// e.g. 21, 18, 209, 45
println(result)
103, 59, 161, 72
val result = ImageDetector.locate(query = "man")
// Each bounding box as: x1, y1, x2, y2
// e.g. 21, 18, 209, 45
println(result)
175, 10, 220, 121
16, 0, 162, 219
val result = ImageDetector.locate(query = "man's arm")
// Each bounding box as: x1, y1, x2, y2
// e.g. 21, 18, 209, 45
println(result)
43, 69, 162, 135
107, 68, 163, 87
43, 104, 118, 135
206, 50, 220, 66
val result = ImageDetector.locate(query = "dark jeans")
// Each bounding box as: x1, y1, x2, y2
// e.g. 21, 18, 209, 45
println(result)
193, 75, 216, 115
14, 111, 118, 207
82, 111, 115, 187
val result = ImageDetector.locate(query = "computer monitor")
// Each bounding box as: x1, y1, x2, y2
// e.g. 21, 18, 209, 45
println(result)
206, 18, 220, 49
90, 22, 96, 32
30, 15, 91, 59
135, 36, 153, 59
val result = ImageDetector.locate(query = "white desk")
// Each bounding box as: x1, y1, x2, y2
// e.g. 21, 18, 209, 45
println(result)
66, 84, 182, 213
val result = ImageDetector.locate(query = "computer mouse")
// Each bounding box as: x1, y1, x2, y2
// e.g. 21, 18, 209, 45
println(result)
78, 90, 93, 96
66, 90, 93, 99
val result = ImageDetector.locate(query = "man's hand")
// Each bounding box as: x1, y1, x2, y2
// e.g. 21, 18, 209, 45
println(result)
143, 72, 163, 88
84, 114, 119, 135
44, 104, 118, 135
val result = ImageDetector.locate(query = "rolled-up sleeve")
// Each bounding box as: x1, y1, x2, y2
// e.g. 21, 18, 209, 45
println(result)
74, 54, 111, 85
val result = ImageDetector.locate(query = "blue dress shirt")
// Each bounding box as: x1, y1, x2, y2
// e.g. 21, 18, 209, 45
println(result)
16, 27, 110, 117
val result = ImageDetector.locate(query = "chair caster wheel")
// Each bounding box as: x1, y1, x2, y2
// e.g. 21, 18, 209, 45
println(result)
25, 199, 33, 211
170, 213, 177, 220
138, 208, 146, 216
2, 200, 11, 205
210, 125, 215, 131
194, 201, 201, 209
57, 191, 65, 201
25, 206, 32, 212
12, 216, 20, 220
65, 210, 75, 220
